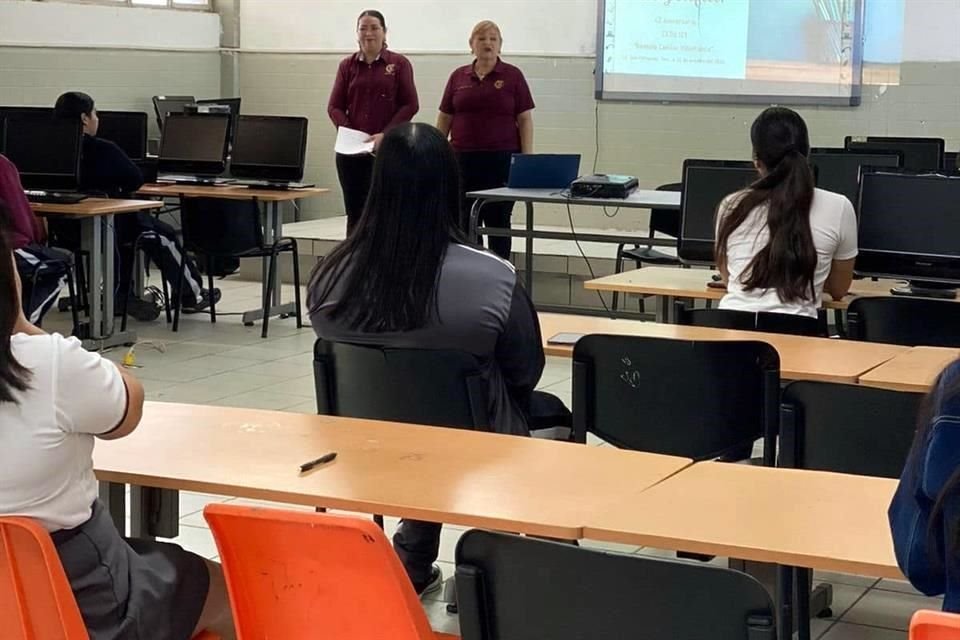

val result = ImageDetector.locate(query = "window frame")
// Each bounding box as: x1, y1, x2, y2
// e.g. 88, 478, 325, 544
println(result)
34, 0, 212, 11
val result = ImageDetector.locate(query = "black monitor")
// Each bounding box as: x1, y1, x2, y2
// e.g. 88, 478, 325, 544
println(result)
2, 113, 83, 191
0, 106, 54, 154
678, 159, 757, 264
157, 113, 230, 177
96, 110, 148, 160
856, 171, 960, 292
152, 95, 196, 130
946, 151, 958, 174
230, 116, 309, 183
809, 148, 903, 208
844, 136, 945, 172
195, 97, 241, 145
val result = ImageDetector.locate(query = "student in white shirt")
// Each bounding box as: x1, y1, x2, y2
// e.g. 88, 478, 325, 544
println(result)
0, 204, 235, 639
715, 107, 857, 318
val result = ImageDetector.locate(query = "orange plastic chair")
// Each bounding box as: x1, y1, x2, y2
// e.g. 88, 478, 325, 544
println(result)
0, 516, 219, 640
204, 504, 459, 639
910, 609, 960, 639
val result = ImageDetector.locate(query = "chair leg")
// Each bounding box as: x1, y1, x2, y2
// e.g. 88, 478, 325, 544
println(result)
64, 263, 81, 337
373, 514, 385, 529
206, 255, 216, 324
172, 252, 188, 333
120, 238, 140, 333
74, 250, 89, 314
162, 276, 172, 325
611, 244, 626, 313
290, 240, 303, 328
261, 250, 278, 338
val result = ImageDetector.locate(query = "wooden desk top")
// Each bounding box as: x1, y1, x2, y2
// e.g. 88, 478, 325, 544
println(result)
31, 198, 163, 217
584, 267, 908, 310
582, 462, 903, 579
94, 402, 691, 539
538, 312, 908, 384
858, 346, 960, 393
139, 183, 329, 202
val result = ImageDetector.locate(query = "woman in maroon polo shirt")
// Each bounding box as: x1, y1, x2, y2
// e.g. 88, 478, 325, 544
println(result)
437, 20, 534, 260
328, 9, 419, 234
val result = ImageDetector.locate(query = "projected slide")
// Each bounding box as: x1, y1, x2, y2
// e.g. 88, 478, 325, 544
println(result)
598, 0, 865, 104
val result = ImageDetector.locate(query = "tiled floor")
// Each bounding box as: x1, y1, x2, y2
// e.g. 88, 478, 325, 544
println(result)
41, 277, 934, 638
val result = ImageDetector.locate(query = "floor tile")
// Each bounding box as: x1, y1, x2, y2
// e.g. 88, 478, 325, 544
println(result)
842, 588, 941, 630
214, 390, 309, 411
159, 523, 220, 560
133, 354, 263, 383
875, 578, 937, 597
256, 374, 317, 398
423, 598, 460, 636
177, 492, 234, 519
819, 622, 907, 639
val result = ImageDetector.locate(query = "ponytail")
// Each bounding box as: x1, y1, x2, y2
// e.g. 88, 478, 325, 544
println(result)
716, 108, 817, 304
0, 200, 31, 403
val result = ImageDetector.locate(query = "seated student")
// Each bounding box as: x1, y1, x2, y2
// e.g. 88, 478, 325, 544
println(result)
0, 205, 234, 639
0, 154, 68, 324
890, 358, 960, 611
308, 122, 569, 596
52, 91, 218, 320
715, 107, 857, 318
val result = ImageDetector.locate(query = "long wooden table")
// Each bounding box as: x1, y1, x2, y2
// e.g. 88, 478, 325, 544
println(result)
94, 402, 692, 540
858, 346, 960, 393
584, 266, 910, 322
137, 183, 329, 325
538, 312, 908, 384
32, 198, 163, 348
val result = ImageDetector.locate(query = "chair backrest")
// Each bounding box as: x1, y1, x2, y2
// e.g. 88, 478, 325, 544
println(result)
179, 197, 264, 256
572, 335, 780, 460
649, 182, 682, 239
0, 517, 89, 640
675, 303, 825, 337
780, 380, 923, 478
456, 529, 776, 640
910, 610, 960, 639
847, 296, 960, 347
313, 338, 490, 430
204, 504, 437, 640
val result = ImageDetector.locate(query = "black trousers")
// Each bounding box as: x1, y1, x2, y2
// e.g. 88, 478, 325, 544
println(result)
335, 153, 375, 235
14, 245, 70, 325
458, 150, 515, 260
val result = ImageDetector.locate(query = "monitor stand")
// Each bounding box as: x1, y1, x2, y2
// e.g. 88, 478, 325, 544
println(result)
890, 281, 958, 299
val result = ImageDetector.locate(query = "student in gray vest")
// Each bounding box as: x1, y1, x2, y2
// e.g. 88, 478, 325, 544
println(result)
308, 122, 567, 596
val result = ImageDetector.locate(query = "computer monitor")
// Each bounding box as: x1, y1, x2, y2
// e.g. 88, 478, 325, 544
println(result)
157, 113, 231, 177
945, 151, 958, 174
152, 95, 196, 130
96, 110, 148, 160
809, 148, 903, 208
677, 159, 757, 264
0, 106, 54, 154
229, 115, 308, 183
856, 170, 960, 292
195, 97, 241, 145
844, 136, 945, 172
1, 113, 83, 191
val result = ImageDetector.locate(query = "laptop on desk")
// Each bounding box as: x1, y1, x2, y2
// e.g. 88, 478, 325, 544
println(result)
507, 154, 581, 189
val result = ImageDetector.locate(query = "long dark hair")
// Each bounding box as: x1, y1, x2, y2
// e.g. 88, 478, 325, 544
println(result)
716, 107, 817, 303
307, 123, 465, 332
0, 200, 31, 403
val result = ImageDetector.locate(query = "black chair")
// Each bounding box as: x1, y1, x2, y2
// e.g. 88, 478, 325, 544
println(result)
456, 529, 776, 640
21, 250, 81, 336
675, 301, 826, 337
611, 182, 682, 313
847, 296, 960, 347
172, 197, 302, 338
779, 380, 924, 640
572, 335, 780, 464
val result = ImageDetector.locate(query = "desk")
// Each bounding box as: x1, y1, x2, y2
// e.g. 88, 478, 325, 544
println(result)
538, 312, 908, 384
137, 184, 329, 325
466, 188, 680, 306
858, 346, 960, 393
94, 402, 691, 540
584, 266, 908, 322
33, 198, 163, 348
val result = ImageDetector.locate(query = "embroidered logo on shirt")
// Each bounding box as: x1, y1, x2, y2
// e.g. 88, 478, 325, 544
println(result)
385, 63, 396, 75
494, 80, 505, 89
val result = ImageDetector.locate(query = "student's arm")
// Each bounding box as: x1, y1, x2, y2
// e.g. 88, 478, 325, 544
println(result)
494, 281, 546, 412
517, 110, 534, 155
98, 365, 144, 440
386, 59, 419, 129
824, 258, 855, 300
824, 198, 858, 300
101, 141, 144, 195
328, 60, 351, 128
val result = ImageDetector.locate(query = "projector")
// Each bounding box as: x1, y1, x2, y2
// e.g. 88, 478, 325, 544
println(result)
570, 174, 639, 199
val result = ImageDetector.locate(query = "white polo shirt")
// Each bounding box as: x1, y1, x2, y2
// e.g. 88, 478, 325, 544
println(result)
717, 187, 858, 318
0, 333, 126, 531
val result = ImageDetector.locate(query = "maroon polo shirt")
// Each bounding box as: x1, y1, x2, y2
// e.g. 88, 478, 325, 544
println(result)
327, 48, 419, 136
439, 58, 535, 153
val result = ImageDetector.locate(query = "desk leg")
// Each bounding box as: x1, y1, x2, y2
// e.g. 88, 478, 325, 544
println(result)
271, 201, 282, 309
80, 214, 137, 349
655, 295, 676, 323
243, 201, 295, 325
102, 214, 116, 336
777, 565, 794, 640
524, 202, 534, 294
129, 486, 180, 540
99, 481, 126, 535
81, 217, 103, 338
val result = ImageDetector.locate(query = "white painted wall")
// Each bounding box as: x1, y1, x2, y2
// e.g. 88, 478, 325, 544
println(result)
240, 0, 960, 62
0, 0, 221, 49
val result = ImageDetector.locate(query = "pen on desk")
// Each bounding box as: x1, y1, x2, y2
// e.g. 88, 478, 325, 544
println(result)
299, 452, 337, 473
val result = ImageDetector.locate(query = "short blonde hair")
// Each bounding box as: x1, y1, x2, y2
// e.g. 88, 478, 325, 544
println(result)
470, 20, 502, 44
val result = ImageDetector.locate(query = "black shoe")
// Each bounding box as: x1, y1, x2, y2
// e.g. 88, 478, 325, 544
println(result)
180, 288, 221, 314
414, 565, 443, 598
118, 296, 162, 322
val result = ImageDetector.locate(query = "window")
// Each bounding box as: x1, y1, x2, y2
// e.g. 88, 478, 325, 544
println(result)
38, 0, 211, 10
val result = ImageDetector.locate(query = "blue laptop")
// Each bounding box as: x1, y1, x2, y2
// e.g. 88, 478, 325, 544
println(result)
507, 154, 581, 189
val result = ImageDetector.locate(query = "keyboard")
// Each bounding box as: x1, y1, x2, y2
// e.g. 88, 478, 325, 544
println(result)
156, 175, 235, 185
234, 180, 316, 190
24, 191, 89, 205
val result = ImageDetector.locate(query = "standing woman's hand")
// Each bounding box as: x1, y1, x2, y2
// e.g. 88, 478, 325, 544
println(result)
367, 133, 385, 151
